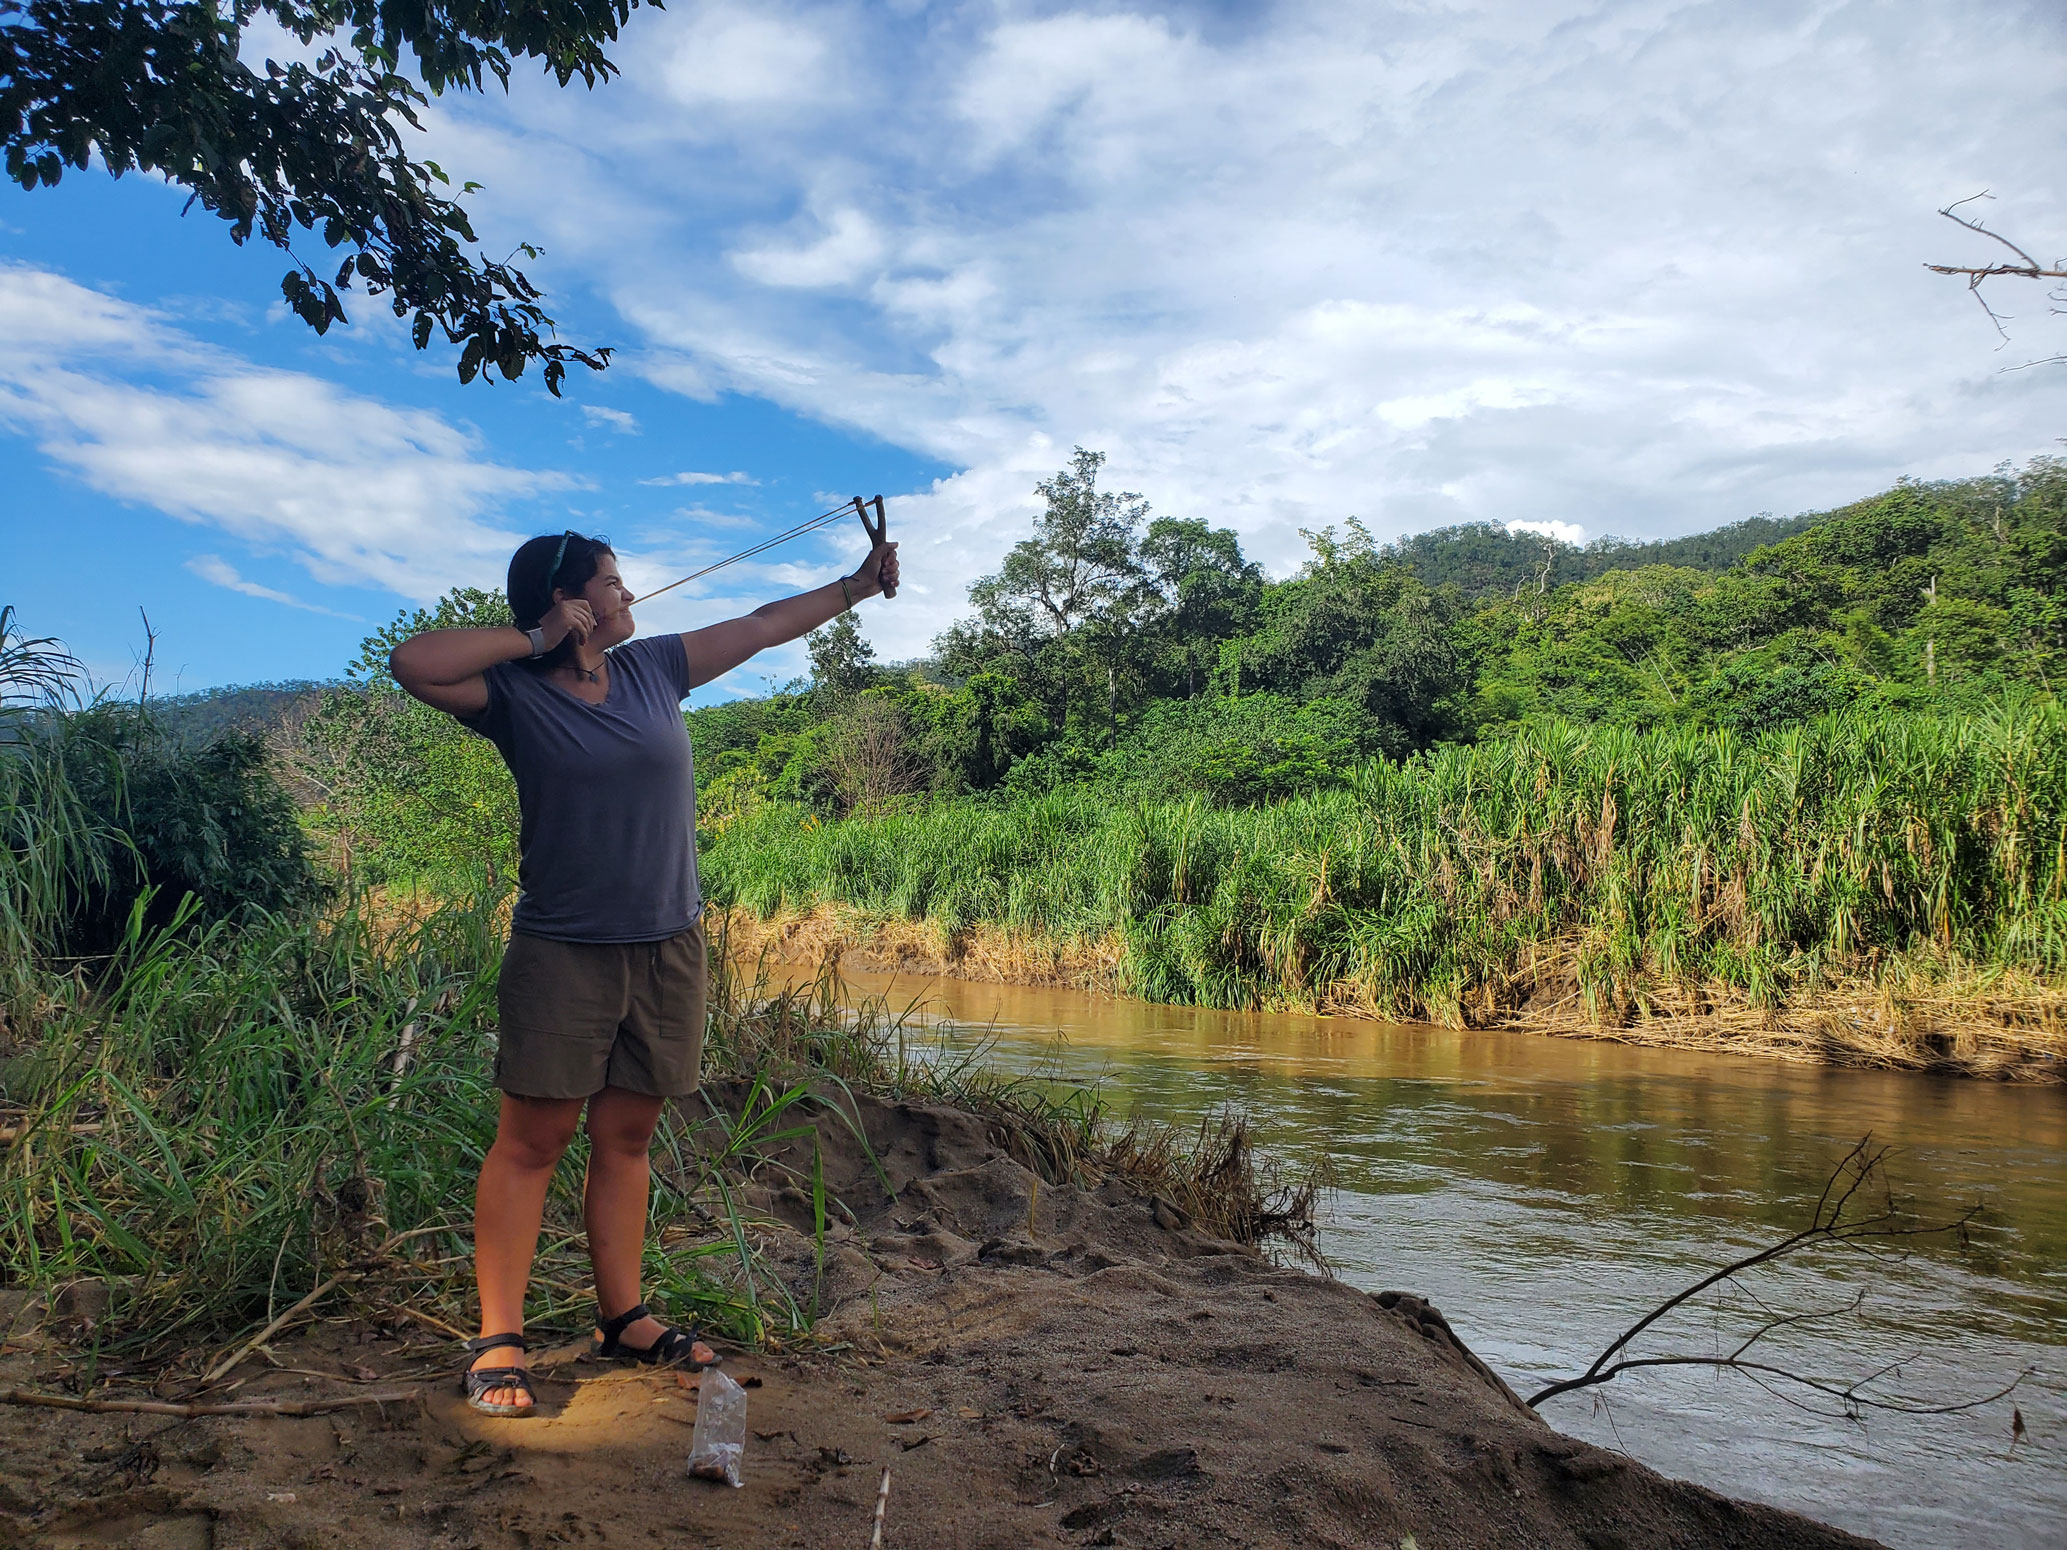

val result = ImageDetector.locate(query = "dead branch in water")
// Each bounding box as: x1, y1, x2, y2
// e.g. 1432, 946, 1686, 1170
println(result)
1526, 1136, 2028, 1416
0, 1386, 421, 1419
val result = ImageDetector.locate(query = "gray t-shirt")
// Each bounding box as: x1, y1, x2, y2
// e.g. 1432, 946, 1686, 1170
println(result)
459, 633, 700, 942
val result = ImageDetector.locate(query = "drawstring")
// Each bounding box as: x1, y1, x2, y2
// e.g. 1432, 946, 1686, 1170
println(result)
634, 496, 887, 608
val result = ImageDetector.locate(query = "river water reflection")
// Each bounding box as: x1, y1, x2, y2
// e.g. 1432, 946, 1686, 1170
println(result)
803, 968, 2065, 1549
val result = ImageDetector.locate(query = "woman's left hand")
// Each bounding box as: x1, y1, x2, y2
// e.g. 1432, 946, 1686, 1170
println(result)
853, 541, 900, 599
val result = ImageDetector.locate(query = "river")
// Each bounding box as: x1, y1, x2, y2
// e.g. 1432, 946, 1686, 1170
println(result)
802, 968, 2065, 1549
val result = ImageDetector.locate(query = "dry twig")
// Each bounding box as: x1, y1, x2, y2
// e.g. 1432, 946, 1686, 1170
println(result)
202, 1276, 344, 1385
869, 1465, 892, 1548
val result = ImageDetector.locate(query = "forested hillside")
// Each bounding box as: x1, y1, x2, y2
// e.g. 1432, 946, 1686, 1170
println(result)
296, 455, 2067, 874
1377, 509, 1825, 601
154, 681, 327, 744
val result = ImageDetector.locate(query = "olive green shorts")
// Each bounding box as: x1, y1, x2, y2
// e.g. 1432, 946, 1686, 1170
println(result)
494, 922, 707, 1100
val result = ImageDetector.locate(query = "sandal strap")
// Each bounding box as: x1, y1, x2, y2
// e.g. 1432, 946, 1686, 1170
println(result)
464, 1331, 529, 1356
595, 1302, 652, 1347
646, 1326, 701, 1363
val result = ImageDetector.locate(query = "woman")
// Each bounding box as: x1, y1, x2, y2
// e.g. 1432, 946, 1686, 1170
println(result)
390, 527, 898, 1415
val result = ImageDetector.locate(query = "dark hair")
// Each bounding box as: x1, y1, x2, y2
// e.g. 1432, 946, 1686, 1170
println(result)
508, 531, 614, 672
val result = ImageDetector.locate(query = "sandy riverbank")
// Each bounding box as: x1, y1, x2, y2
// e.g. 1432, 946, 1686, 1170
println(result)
0, 1089, 1878, 1549
716, 904, 2067, 1082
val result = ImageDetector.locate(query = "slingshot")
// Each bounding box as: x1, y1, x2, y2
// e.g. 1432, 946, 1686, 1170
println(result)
634, 495, 896, 608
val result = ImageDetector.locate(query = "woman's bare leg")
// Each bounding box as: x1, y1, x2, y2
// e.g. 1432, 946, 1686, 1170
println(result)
471, 1092, 584, 1408
584, 1086, 715, 1363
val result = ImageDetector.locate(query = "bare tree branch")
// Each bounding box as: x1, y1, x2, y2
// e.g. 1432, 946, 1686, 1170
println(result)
1525, 1136, 2026, 1421
1927, 193, 2060, 277
1925, 193, 2067, 354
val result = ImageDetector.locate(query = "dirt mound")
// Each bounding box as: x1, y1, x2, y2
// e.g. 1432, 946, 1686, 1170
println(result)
0, 1090, 1880, 1549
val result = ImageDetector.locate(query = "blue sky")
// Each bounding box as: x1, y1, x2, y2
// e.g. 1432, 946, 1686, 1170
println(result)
4, 0, 2065, 696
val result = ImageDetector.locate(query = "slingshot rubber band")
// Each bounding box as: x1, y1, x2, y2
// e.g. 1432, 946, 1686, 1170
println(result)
635, 495, 893, 607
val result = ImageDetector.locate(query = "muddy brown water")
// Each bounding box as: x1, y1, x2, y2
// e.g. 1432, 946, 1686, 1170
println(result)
780, 967, 2066, 1550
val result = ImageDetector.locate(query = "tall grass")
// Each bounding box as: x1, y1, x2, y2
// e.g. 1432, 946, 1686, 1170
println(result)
0, 608, 106, 1010
0, 883, 1319, 1359
701, 700, 2067, 1032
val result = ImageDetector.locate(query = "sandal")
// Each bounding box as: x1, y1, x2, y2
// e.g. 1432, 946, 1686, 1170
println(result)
590, 1302, 720, 1370
461, 1332, 538, 1417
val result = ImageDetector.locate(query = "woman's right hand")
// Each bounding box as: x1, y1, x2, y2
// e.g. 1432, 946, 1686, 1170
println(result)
539, 598, 597, 650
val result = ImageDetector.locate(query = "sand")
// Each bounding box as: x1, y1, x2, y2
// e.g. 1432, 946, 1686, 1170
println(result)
0, 1090, 1881, 1549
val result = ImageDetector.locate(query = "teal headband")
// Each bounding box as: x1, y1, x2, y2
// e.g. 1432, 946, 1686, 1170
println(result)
546, 530, 578, 594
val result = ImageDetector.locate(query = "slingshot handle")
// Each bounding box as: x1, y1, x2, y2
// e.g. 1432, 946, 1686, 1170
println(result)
852, 495, 896, 599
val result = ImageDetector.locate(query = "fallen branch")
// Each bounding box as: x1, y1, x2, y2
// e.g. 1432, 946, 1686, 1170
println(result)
0, 1386, 421, 1419
869, 1466, 891, 1549
199, 1224, 471, 1385
1526, 1135, 2023, 1418
370, 1301, 472, 1341
203, 1275, 345, 1385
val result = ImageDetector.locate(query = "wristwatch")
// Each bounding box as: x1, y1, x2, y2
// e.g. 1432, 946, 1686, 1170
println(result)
525, 626, 547, 658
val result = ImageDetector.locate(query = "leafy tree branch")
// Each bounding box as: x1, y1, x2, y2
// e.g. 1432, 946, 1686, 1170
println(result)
1, 1, 656, 392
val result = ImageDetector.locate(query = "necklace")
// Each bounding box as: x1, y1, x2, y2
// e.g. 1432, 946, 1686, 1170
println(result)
568, 660, 605, 685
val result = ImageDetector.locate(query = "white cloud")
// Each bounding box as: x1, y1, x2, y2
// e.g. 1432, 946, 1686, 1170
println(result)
185, 555, 362, 619
434, 0, 2066, 665
654, 4, 830, 111
669, 503, 760, 529
638, 470, 758, 486
731, 206, 888, 290
1506, 519, 1587, 546
0, 263, 553, 601
582, 404, 640, 432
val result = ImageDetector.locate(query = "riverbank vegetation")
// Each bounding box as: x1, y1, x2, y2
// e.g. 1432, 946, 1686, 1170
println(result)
704, 704, 2067, 1075
283, 458, 2067, 1075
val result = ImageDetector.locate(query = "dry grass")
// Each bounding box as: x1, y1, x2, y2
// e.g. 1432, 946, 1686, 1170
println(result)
722, 914, 2067, 1082
714, 903, 1129, 993
1492, 946, 2067, 1079
1100, 1112, 1330, 1263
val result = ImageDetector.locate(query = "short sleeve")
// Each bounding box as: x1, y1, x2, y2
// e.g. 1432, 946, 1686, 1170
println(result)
454, 661, 515, 741
620, 633, 692, 703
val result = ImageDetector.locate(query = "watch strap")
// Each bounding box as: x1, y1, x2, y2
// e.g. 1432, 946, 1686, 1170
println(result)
525, 626, 547, 658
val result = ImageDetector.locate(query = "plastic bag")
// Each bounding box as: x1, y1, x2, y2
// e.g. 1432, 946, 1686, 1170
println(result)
686, 1368, 747, 1487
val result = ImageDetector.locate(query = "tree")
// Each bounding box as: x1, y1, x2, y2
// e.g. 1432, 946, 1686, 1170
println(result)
968, 449, 1149, 638
1, 1, 650, 393
806, 612, 877, 701
962, 448, 1152, 737
1232, 520, 1467, 756
916, 671, 1047, 792
1138, 516, 1263, 698
819, 693, 925, 816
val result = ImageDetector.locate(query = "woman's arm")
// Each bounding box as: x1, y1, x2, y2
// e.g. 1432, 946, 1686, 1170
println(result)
390, 598, 597, 716
680, 542, 899, 691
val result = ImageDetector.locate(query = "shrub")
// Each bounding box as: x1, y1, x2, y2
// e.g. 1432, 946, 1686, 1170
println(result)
36, 705, 322, 954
